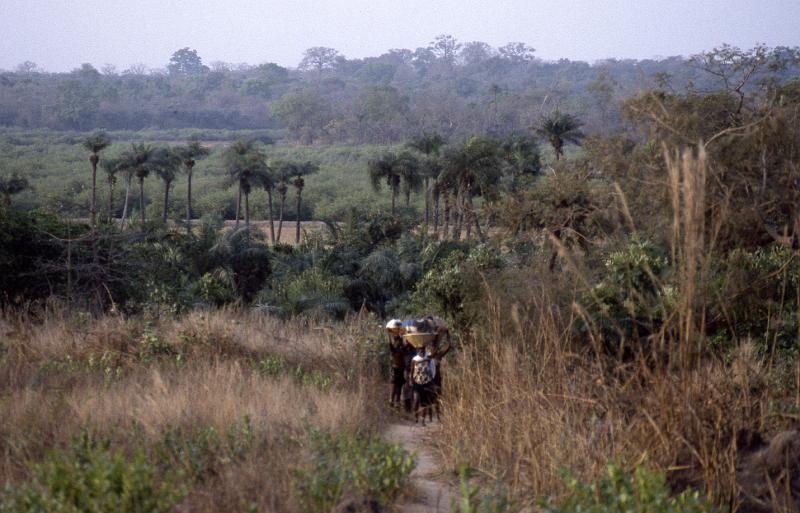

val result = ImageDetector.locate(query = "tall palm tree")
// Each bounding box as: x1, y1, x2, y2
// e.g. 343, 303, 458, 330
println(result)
441, 136, 503, 241
407, 131, 445, 225
0, 173, 30, 207
127, 143, 156, 225
270, 160, 298, 242
83, 132, 111, 232
176, 138, 210, 234
152, 147, 182, 224
253, 164, 276, 243
119, 165, 135, 229
431, 171, 452, 240
223, 140, 264, 229
367, 151, 419, 215
100, 156, 123, 222
535, 111, 584, 161
292, 161, 319, 243
399, 157, 422, 207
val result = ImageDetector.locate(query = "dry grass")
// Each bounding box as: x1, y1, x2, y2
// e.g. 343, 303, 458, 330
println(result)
0, 308, 384, 513
433, 147, 800, 511
435, 279, 792, 509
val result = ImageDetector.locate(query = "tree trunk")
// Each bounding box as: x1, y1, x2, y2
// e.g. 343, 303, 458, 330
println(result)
424, 178, 430, 228
277, 191, 286, 241
107, 175, 115, 223
443, 190, 450, 238
245, 191, 250, 228
470, 195, 486, 242
162, 181, 171, 224
266, 187, 275, 244
295, 188, 303, 244
464, 185, 473, 240
186, 166, 193, 234
452, 189, 463, 240
90, 156, 98, 231
121, 175, 131, 229
90, 155, 98, 264
139, 176, 146, 224
235, 181, 242, 229
432, 188, 440, 239
391, 188, 396, 215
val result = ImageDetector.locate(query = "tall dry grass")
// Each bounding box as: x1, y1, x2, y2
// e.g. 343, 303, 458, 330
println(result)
434, 147, 800, 511
0, 308, 384, 513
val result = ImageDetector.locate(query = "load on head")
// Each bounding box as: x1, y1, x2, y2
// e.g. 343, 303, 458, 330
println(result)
385, 316, 448, 348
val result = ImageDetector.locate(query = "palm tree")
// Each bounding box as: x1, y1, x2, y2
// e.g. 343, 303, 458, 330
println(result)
270, 160, 298, 242
399, 157, 422, 207
441, 136, 503, 241
291, 161, 319, 243
407, 131, 445, 226
127, 143, 156, 225
0, 173, 30, 207
501, 133, 542, 191
253, 164, 276, 243
367, 151, 419, 215
535, 111, 584, 161
100, 156, 123, 222
83, 132, 111, 232
223, 140, 264, 229
152, 147, 182, 224
175, 138, 210, 234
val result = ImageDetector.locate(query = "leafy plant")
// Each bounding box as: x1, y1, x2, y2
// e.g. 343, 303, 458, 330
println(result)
452, 466, 518, 513
154, 417, 255, 483
0, 433, 184, 513
295, 429, 415, 513
542, 464, 713, 513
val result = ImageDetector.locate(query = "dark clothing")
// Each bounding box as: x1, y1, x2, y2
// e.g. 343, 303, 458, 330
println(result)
390, 366, 405, 387
413, 382, 434, 407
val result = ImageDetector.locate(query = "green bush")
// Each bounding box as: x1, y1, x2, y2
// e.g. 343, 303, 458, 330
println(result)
542, 464, 714, 513
154, 416, 255, 483
452, 466, 518, 513
582, 238, 673, 348
295, 429, 415, 513
0, 434, 184, 513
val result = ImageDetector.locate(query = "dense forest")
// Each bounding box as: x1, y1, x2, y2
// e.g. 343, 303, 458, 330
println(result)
3, 37, 798, 142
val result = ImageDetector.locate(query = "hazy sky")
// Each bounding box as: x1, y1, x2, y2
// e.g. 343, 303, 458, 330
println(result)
2, 0, 799, 72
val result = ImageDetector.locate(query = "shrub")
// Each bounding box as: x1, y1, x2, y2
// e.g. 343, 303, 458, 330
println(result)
295, 429, 415, 513
154, 417, 255, 483
582, 238, 673, 349
542, 464, 714, 513
0, 433, 184, 513
452, 466, 518, 513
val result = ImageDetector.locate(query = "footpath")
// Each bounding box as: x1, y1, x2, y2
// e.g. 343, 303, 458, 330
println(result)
386, 421, 456, 513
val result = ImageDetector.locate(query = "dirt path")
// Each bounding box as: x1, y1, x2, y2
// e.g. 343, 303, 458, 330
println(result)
386, 421, 456, 513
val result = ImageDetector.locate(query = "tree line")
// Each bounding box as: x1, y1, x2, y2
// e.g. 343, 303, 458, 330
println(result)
3, 40, 796, 142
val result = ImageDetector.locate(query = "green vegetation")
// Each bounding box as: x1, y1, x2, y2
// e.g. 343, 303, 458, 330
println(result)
295, 429, 415, 513
0, 434, 185, 513
542, 465, 714, 513
2, 41, 800, 513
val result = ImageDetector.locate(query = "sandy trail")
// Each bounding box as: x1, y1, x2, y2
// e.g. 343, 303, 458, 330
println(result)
386, 421, 456, 513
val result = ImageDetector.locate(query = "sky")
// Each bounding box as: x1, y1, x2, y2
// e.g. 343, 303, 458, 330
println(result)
1, 0, 799, 72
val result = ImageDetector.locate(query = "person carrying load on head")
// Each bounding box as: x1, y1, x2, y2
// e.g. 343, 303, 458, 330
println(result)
411, 344, 436, 425
423, 316, 451, 420
385, 319, 411, 408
